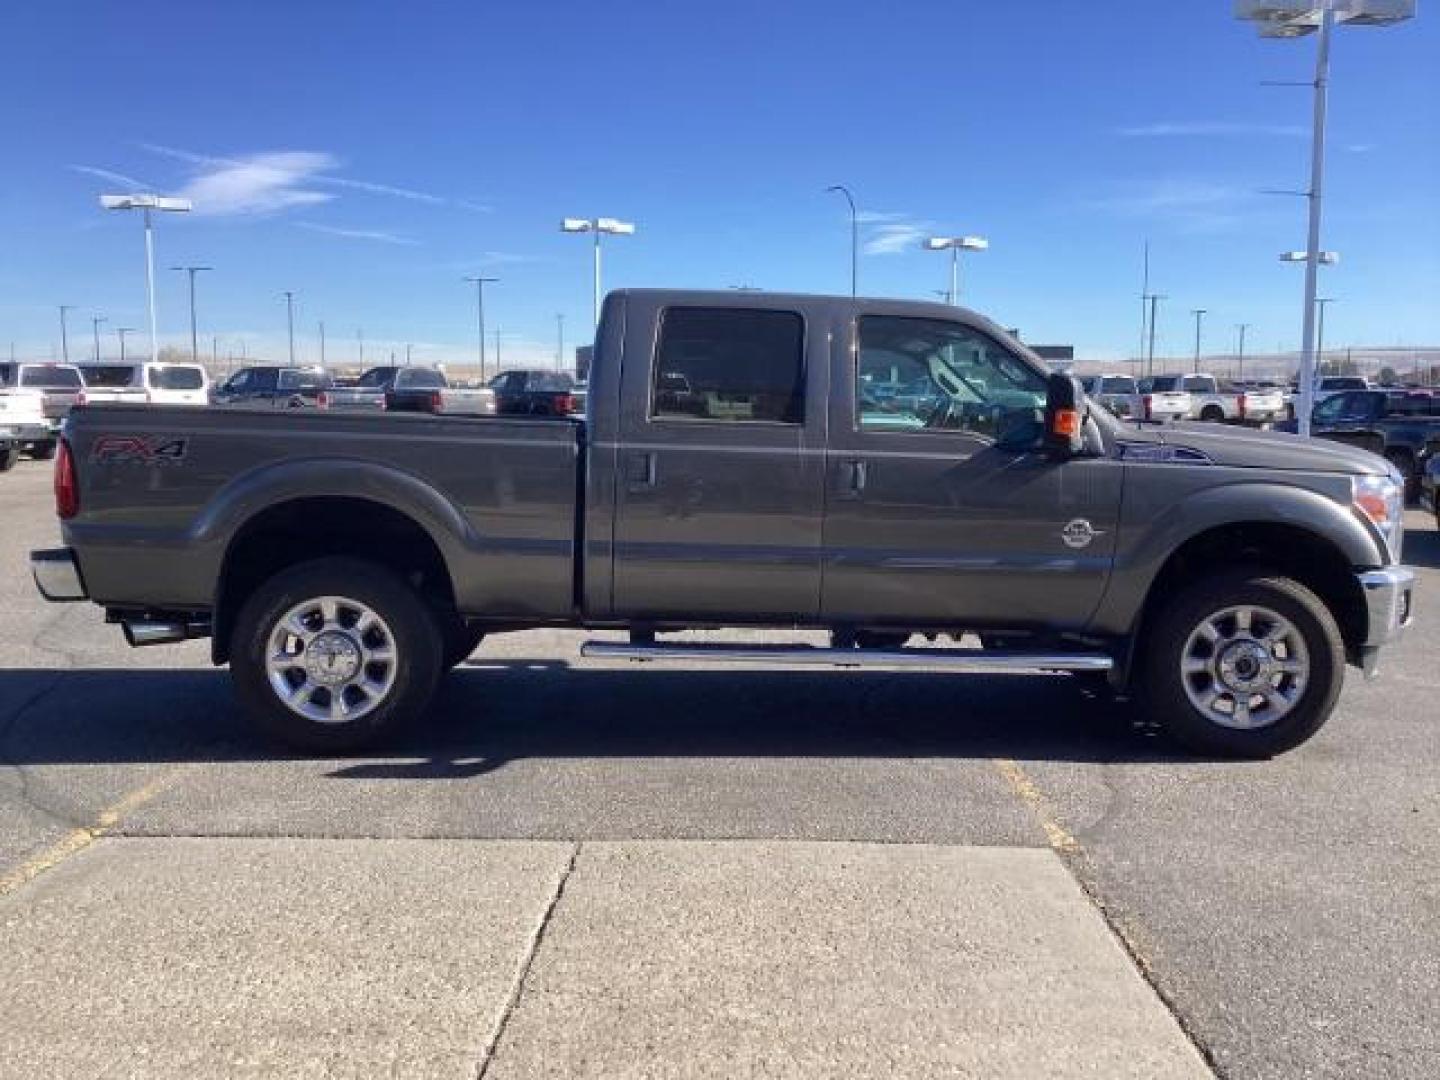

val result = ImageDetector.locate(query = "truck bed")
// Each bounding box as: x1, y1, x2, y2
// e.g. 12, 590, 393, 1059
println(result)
61, 404, 583, 619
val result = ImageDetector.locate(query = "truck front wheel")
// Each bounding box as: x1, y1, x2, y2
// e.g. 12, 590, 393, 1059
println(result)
231, 557, 443, 752
1140, 569, 1343, 758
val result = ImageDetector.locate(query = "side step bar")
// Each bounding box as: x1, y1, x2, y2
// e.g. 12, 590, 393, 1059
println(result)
580, 641, 1112, 672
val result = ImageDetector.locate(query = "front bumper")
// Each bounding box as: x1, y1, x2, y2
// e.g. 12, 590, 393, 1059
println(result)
31, 548, 88, 602
1355, 566, 1415, 675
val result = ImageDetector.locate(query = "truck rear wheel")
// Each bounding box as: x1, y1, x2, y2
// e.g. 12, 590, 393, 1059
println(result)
0, 444, 18, 471
1199, 405, 1225, 423
231, 557, 443, 752
27, 440, 55, 461
1140, 569, 1343, 758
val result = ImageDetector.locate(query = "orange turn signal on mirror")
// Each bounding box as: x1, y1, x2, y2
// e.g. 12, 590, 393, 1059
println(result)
1051, 408, 1081, 438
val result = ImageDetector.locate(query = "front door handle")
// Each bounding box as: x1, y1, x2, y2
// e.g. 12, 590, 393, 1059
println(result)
839, 459, 867, 497
626, 451, 657, 490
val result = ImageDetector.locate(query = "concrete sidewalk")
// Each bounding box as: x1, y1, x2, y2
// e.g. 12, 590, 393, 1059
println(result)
1, 839, 1211, 1079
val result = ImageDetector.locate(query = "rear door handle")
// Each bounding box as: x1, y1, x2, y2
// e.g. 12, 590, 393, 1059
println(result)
626, 451, 657, 490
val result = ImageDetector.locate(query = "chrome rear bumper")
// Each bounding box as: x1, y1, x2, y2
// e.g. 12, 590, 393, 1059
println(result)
31, 548, 88, 602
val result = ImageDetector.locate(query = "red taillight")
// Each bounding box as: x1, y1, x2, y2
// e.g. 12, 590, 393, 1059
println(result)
54, 440, 79, 519
429, 390, 444, 413
317, 390, 329, 409
1142, 394, 1154, 420
555, 393, 575, 415
1237, 393, 1247, 419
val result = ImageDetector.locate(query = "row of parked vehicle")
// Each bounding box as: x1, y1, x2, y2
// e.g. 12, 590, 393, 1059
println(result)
0, 360, 588, 469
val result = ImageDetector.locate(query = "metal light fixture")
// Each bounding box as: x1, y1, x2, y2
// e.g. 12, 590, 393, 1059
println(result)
100, 194, 192, 365
921, 236, 989, 304
561, 217, 636, 331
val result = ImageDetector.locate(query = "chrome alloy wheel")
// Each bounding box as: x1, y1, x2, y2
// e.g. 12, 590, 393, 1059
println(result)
1180, 605, 1309, 730
265, 596, 398, 723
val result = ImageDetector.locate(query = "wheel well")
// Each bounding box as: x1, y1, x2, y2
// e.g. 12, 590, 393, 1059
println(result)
1136, 522, 1368, 661
212, 497, 456, 663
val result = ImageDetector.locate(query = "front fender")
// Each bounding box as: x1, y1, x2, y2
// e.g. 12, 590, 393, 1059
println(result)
1089, 476, 1384, 637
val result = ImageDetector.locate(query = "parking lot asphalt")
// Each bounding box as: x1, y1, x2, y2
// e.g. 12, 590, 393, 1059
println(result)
2, 456, 1437, 1078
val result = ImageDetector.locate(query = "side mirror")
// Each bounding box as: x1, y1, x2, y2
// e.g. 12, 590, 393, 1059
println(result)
1044, 373, 1087, 460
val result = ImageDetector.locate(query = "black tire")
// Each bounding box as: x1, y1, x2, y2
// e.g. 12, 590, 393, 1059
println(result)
27, 440, 55, 461
230, 557, 443, 752
443, 623, 486, 670
1200, 405, 1225, 423
1140, 568, 1343, 758
0, 444, 18, 472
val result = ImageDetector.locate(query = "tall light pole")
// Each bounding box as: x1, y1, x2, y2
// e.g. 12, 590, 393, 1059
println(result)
560, 218, 635, 331
281, 291, 297, 366
922, 236, 989, 304
494, 328, 502, 370
825, 185, 858, 297
357, 328, 364, 366
1238, 1, 1414, 435
464, 276, 498, 381
116, 327, 138, 364
1315, 297, 1337, 372
91, 315, 107, 363
405, 343, 413, 366
100, 194, 192, 364
170, 265, 211, 364
318, 321, 326, 368
1146, 294, 1168, 378
58, 305, 74, 365
1191, 308, 1208, 374
556, 313, 565, 371
1235, 323, 1252, 382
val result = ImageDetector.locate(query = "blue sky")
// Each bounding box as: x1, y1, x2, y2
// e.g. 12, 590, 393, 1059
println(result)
3, 0, 1436, 369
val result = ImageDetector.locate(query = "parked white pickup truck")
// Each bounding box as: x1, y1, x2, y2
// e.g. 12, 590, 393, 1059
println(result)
1130, 376, 1193, 422
0, 389, 51, 469
1175, 374, 1285, 425
0, 362, 85, 458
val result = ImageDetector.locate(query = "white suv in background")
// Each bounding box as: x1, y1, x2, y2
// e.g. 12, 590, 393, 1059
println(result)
79, 362, 210, 406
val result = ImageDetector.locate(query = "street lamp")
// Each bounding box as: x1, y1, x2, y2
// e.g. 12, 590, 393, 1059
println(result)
560, 217, 635, 331
1280, 250, 1339, 265
825, 185, 858, 297
922, 236, 989, 305
281, 291, 297, 366
100, 193, 193, 364
91, 315, 107, 363
464, 276, 498, 381
115, 327, 138, 364
1146, 294, 1169, 378
1238, 1, 1414, 436
1315, 297, 1337, 372
556, 313, 565, 372
1190, 309, 1208, 374
57, 305, 74, 365
1235, 323, 1252, 382
170, 265, 211, 364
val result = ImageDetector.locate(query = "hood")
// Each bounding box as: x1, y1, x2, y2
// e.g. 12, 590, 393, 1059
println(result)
1114, 420, 1390, 476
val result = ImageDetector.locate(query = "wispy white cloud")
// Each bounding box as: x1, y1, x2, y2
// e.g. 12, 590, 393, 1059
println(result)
68, 164, 150, 190
864, 222, 931, 255
1089, 180, 1256, 233
295, 221, 420, 246
137, 141, 481, 214
853, 210, 907, 224
1344, 143, 1375, 154
176, 151, 336, 216
1118, 121, 1308, 138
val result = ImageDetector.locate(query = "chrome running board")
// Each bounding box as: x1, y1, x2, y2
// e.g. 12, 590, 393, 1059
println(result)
580, 641, 1112, 672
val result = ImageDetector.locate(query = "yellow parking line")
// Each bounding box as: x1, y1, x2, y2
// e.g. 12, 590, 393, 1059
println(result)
0, 768, 183, 899
994, 757, 1081, 855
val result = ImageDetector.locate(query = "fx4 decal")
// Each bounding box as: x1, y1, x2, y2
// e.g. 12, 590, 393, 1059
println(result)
90, 434, 189, 466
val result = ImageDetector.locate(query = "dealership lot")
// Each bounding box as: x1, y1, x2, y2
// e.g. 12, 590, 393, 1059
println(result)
1, 458, 1436, 1077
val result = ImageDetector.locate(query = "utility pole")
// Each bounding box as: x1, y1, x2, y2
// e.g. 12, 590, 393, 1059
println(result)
494, 328, 502, 371
1190, 309, 1207, 374
211, 335, 218, 367
171, 266, 212, 363
282, 291, 297, 366
1145, 294, 1166, 379
1137, 240, 1150, 376
464, 276, 498, 381
556, 313, 565, 371
116, 327, 137, 364
1315, 298, 1336, 375
405, 343, 413, 366
357, 328, 364, 366
318, 320, 326, 369
1235, 323, 1251, 384
91, 315, 107, 362
58, 305, 74, 365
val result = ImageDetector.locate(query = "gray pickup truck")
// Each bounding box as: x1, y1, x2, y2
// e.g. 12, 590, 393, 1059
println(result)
31, 290, 1415, 758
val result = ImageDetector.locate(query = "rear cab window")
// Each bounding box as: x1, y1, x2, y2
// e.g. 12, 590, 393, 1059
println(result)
650, 307, 805, 424
80, 365, 141, 388
147, 365, 206, 390
20, 365, 83, 389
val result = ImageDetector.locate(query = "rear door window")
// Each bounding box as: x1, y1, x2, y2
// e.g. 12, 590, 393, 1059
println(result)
651, 307, 805, 423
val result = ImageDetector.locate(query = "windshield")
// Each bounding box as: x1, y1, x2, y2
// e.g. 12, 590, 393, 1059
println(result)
525, 371, 574, 391
1099, 377, 1136, 394
147, 365, 206, 390
1148, 376, 1183, 393
79, 365, 141, 388
20, 365, 83, 389
277, 369, 331, 391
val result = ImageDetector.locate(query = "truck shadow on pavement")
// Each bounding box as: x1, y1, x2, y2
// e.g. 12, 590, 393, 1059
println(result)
0, 663, 1216, 772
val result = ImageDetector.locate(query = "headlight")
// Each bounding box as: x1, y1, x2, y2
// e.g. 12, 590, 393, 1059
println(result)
1352, 474, 1403, 557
